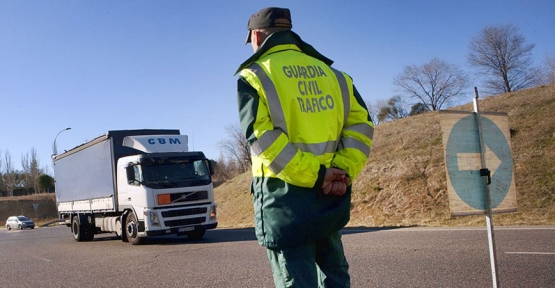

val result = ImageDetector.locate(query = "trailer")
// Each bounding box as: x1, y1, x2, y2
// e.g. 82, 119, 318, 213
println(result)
53, 129, 217, 244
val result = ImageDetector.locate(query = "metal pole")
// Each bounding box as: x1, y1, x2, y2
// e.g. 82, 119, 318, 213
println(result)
52, 127, 71, 156
473, 87, 500, 288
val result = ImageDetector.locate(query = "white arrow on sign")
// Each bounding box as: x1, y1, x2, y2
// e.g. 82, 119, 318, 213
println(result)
457, 145, 501, 176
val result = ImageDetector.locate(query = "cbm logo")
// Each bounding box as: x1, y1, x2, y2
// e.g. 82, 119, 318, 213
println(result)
147, 138, 181, 145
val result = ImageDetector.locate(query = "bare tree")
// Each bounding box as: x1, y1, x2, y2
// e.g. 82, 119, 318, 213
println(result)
3, 151, 16, 196
468, 23, 536, 94
394, 58, 468, 111
365, 100, 381, 125
0, 150, 4, 196
218, 124, 251, 175
535, 51, 555, 86
21, 153, 29, 191
211, 153, 240, 186
21, 148, 42, 193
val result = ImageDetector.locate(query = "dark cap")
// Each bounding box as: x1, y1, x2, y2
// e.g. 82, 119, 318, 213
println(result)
245, 7, 292, 44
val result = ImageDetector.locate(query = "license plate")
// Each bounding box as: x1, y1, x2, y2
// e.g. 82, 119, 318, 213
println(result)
178, 227, 194, 232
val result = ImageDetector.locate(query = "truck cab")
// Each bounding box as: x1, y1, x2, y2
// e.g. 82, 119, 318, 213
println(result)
117, 152, 217, 244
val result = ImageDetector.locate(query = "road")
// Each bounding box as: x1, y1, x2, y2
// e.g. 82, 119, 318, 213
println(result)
1, 225, 553, 288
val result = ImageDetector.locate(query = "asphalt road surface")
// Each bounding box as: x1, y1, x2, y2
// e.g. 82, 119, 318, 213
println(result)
1, 225, 553, 288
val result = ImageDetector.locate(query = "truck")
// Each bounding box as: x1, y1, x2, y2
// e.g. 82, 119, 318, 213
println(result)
53, 129, 217, 245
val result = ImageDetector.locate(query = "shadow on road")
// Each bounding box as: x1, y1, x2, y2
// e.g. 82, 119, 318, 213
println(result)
137, 226, 414, 246
145, 228, 258, 245
342, 225, 415, 235
39, 224, 413, 246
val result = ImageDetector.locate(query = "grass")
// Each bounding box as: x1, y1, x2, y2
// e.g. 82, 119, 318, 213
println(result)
2, 85, 554, 228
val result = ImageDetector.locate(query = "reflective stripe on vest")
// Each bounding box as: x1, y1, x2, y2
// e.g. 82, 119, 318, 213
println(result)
344, 123, 375, 141
250, 130, 297, 175
247, 63, 288, 134
247, 63, 350, 158
330, 67, 350, 125
338, 137, 371, 157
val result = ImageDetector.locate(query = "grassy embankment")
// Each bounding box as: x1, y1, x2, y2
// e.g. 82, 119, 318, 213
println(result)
214, 85, 555, 228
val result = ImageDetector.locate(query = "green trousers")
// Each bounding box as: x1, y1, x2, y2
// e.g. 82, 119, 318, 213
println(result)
266, 230, 350, 288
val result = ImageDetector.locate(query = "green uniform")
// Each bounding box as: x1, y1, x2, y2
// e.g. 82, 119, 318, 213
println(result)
236, 30, 374, 287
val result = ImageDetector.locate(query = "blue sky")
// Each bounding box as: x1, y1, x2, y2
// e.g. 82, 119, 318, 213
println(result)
1, 0, 554, 173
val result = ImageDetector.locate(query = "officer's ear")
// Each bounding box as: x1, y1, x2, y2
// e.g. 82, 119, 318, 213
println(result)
252, 30, 266, 48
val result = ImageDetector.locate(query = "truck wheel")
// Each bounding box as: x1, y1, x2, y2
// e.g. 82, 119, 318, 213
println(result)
72, 217, 93, 242
72, 217, 83, 242
125, 212, 144, 245
187, 229, 205, 241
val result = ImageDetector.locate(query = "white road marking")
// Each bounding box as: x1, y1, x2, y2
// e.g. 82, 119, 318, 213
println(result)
506, 252, 555, 255
345, 226, 555, 232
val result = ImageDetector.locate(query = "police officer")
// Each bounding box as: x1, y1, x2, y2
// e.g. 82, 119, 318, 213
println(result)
235, 7, 374, 288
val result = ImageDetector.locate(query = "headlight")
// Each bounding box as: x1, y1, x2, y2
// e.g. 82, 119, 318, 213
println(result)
210, 205, 217, 220
149, 211, 159, 225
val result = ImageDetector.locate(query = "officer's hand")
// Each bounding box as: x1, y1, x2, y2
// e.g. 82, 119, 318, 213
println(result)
322, 168, 346, 192
327, 181, 347, 196
322, 168, 349, 195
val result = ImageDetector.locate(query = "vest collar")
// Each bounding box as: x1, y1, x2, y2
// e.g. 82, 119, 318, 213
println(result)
235, 30, 334, 75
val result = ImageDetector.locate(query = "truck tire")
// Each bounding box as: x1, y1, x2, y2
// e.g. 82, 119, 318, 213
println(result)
72, 217, 94, 242
187, 229, 205, 241
72, 217, 83, 242
125, 212, 145, 245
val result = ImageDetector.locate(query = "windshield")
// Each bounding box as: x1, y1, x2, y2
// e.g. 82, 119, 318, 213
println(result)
140, 158, 211, 189
17, 216, 30, 221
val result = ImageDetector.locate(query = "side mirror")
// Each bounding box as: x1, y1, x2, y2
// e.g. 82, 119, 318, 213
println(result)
208, 160, 216, 176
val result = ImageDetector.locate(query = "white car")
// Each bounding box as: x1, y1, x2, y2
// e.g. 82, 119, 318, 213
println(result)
6, 216, 35, 230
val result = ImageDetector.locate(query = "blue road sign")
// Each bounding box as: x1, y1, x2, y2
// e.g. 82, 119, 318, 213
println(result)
445, 114, 514, 210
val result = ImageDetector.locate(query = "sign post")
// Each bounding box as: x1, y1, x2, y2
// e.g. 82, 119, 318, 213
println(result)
440, 87, 518, 288
473, 87, 500, 288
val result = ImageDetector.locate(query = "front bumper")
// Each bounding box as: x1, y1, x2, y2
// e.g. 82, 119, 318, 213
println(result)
145, 222, 218, 236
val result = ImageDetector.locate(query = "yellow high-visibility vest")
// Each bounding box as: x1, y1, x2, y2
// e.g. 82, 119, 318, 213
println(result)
240, 44, 373, 188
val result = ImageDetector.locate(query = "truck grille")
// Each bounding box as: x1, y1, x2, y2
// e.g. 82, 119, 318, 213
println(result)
162, 207, 207, 218
169, 190, 208, 203
164, 217, 206, 227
